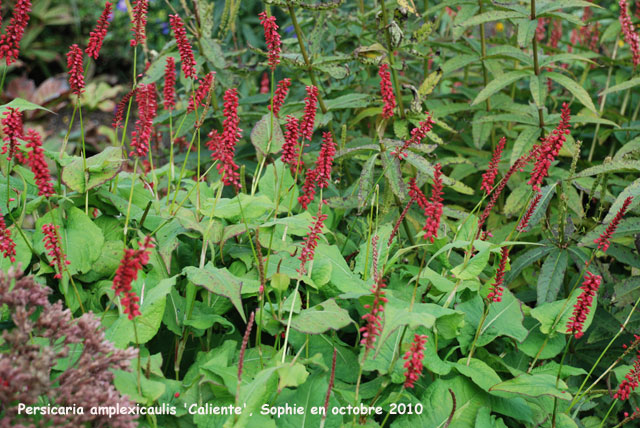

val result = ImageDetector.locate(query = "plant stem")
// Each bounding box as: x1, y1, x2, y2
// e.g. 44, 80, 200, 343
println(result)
123, 158, 139, 240
530, 0, 545, 134
599, 401, 616, 428
551, 336, 572, 427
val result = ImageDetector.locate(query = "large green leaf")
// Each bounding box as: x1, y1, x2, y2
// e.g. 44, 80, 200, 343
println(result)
536, 249, 568, 305
599, 76, 640, 97
531, 290, 598, 336
62, 147, 125, 193
544, 71, 597, 113
251, 113, 286, 157
489, 374, 571, 400
472, 70, 532, 106
0, 97, 53, 115
457, 10, 526, 27
603, 177, 640, 223
288, 299, 353, 334
184, 264, 246, 322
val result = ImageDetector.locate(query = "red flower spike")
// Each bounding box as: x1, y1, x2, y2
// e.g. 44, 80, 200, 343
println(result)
163, 57, 176, 111
113, 89, 136, 129
403, 334, 428, 388
315, 132, 337, 189
481, 136, 506, 194
535, 18, 547, 42
187, 72, 215, 113
0, 211, 17, 263
24, 129, 54, 197
258, 11, 282, 70
392, 115, 435, 159
170, 14, 197, 79
112, 236, 154, 320
282, 115, 302, 173
130, 0, 148, 47
268, 78, 291, 117
409, 178, 429, 212
423, 163, 444, 242
66, 44, 85, 96
549, 19, 562, 48
298, 168, 317, 210
86, 2, 112, 59
594, 196, 634, 253
566, 272, 602, 339
0, 0, 31, 65
379, 63, 396, 119
237, 311, 255, 383
360, 277, 388, 351
517, 192, 543, 232
130, 83, 157, 158
42, 224, 70, 279
620, 0, 640, 67
528, 103, 571, 191
1, 107, 26, 163
297, 202, 327, 276
259, 72, 270, 94
213, 88, 242, 188
615, 354, 640, 400
487, 247, 509, 303
300, 86, 319, 141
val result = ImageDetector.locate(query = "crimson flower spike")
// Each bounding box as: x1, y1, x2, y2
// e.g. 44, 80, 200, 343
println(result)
24, 129, 54, 197
423, 164, 444, 242
113, 89, 136, 129
566, 272, 602, 339
215, 88, 242, 188
297, 201, 328, 276
170, 14, 197, 79
517, 192, 542, 232
487, 247, 509, 303
237, 311, 255, 383
1, 107, 26, 164
297, 132, 337, 209
42, 224, 70, 279
130, 0, 148, 47
258, 11, 282, 70
0, 210, 17, 263
403, 334, 428, 388
379, 63, 396, 119
130, 83, 157, 158
281, 115, 302, 174
528, 103, 571, 191
0, 0, 31, 65
163, 57, 176, 111
187, 72, 215, 113
268, 78, 291, 117
392, 114, 435, 159
620, 0, 640, 68
481, 136, 506, 195
112, 236, 154, 320
615, 352, 640, 400
594, 196, 634, 253
66, 44, 85, 96
360, 274, 388, 352
300, 86, 319, 141
86, 2, 112, 59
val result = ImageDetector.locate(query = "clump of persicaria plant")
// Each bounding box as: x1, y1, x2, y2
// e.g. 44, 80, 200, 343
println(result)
0, 268, 138, 427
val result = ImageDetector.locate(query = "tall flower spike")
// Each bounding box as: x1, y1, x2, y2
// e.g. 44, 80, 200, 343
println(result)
42, 224, 70, 279
315, 132, 337, 189
487, 247, 509, 302
163, 57, 176, 111
112, 236, 154, 320
298, 168, 317, 210
258, 11, 282, 70
66, 44, 85, 96
113, 89, 136, 129
215, 88, 242, 188
259, 72, 270, 94
379, 63, 396, 119
187, 72, 215, 113
130, 83, 157, 158
620, 0, 640, 67
170, 14, 197, 78
281, 115, 302, 173
566, 272, 602, 339
300, 86, 319, 141
481, 136, 506, 194
1, 107, 26, 163
237, 311, 255, 383
528, 103, 571, 191
403, 334, 428, 388
0, 210, 16, 262
130, 0, 148, 47
423, 163, 444, 242
24, 129, 54, 197
392, 114, 435, 159
594, 196, 634, 253
360, 276, 388, 351
517, 192, 542, 232
0, 0, 31, 65
268, 78, 291, 117
297, 201, 328, 276
86, 2, 112, 59
615, 352, 640, 400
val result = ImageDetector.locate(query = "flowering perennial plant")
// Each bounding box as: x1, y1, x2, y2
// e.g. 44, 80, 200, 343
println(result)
112, 236, 154, 320
403, 334, 427, 388
594, 196, 634, 253
566, 272, 602, 339
42, 224, 70, 279
86, 2, 112, 59
258, 11, 282, 70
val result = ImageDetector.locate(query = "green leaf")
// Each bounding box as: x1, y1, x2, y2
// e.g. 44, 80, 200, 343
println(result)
452, 248, 490, 280
114, 370, 166, 404
574, 160, 640, 178
442, 54, 480, 75
603, 178, 640, 223
259, 160, 298, 206
276, 363, 309, 391
536, 0, 600, 15
613, 277, 640, 308
34, 207, 104, 275
472, 71, 532, 106
381, 151, 407, 199
529, 74, 546, 109
457, 10, 526, 28
324, 93, 371, 110
544, 71, 597, 113
62, 147, 125, 193
403, 151, 474, 195
288, 299, 353, 334
505, 244, 553, 285
489, 374, 571, 400
454, 358, 502, 392
0, 97, 53, 115
275, 372, 342, 428
536, 249, 568, 305
251, 113, 286, 157
531, 290, 598, 336
358, 154, 378, 209
184, 264, 246, 322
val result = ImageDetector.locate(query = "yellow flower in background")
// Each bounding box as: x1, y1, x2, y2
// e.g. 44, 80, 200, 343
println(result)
496, 22, 504, 32
619, 39, 625, 48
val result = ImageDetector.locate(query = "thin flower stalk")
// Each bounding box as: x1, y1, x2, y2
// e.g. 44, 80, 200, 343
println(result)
517, 192, 542, 232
